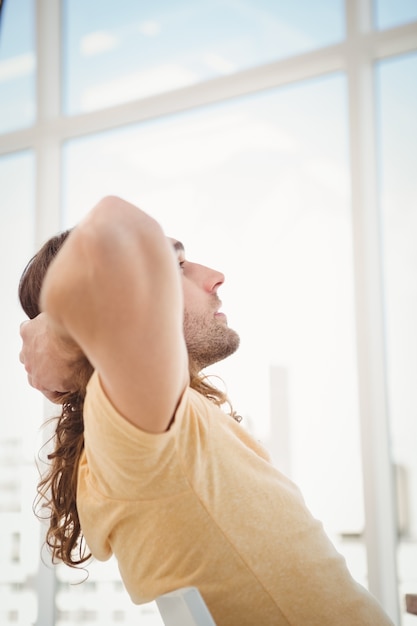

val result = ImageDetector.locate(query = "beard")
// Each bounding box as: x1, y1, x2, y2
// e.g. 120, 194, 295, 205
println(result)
183, 310, 240, 372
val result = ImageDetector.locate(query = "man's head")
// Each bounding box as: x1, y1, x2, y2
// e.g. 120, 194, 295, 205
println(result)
170, 239, 240, 372
20, 230, 240, 382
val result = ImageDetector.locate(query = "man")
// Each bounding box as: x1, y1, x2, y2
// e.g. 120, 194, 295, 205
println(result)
19, 196, 394, 625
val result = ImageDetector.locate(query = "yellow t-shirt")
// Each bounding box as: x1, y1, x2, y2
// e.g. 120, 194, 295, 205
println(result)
77, 371, 393, 626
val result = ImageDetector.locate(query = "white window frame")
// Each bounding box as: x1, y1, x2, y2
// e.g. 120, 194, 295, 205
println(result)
1, 0, 416, 623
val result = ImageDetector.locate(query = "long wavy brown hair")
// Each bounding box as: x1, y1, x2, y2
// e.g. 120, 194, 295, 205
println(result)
19, 229, 240, 568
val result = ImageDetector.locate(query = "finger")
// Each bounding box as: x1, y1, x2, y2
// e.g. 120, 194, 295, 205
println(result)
44, 391, 65, 404
19, 350, 32, 374
28, 380, 66, 403
19, 319, 30, 337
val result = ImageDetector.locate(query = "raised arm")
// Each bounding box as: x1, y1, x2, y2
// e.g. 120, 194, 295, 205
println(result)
40, 196, 189, 433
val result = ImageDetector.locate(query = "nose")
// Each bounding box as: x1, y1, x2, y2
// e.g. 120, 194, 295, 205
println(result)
202, 265, 225, 294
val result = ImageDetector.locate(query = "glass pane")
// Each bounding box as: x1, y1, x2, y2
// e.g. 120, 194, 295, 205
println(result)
63, 0, 344, 115
374, 0, 417, 29
376, 52, 417, 625
0, 0, 35, 134
0, 151, 42, 625
63, 73, 367, 599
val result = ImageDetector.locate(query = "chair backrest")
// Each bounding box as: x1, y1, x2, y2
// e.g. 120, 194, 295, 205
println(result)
405, 593, 417, 615
156, 587, 217, 626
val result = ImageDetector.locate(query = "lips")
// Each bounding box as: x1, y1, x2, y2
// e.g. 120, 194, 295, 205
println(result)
213, 299, 227, 321
214, 309, 227, 322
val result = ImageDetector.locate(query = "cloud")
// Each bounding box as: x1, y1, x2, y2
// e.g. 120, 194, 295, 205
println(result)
80, 31, 118, 57
137, 20, 161, 37
0, 53, 35, 82
203, 52, 237, 74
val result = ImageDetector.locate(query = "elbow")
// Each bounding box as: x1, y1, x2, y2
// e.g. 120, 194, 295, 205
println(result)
82, 196, 164, 248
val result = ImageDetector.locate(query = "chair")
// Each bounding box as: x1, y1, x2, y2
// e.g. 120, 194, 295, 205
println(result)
156, 587, 217, 626
406, 594, 417, 616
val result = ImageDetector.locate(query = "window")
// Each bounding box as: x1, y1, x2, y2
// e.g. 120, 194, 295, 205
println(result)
63, 0, 344, 114
0, 151, 40, 626
374, 0, 417, 30
376, 51, 417, 622
0, 0, 35, 133
63, 71, 365, 579
1, 1, 416, 624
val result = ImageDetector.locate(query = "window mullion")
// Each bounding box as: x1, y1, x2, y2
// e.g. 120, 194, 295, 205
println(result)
35, 0, 62, 245
345, 0, 399, 622
34, 1, 62, 624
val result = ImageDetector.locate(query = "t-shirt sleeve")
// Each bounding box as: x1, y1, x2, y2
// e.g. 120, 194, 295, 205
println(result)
81, 370, 190, 500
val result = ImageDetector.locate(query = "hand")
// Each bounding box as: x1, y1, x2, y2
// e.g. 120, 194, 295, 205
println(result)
19, 312, 84, 403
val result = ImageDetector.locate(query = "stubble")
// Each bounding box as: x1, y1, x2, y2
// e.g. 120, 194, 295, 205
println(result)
183, 310, 240, 372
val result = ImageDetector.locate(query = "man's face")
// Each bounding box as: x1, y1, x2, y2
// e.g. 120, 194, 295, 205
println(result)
170, 239, 240, 371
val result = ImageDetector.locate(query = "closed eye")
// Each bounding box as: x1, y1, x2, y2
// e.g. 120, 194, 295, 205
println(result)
171, 240, 186, 270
